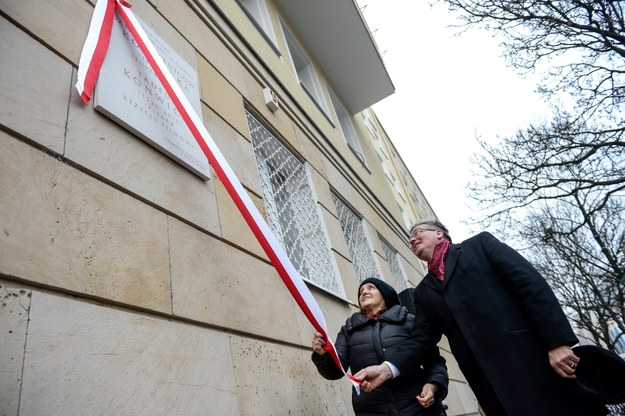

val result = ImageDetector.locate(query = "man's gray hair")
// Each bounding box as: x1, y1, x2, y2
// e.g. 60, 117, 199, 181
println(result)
410, 219, 452, 242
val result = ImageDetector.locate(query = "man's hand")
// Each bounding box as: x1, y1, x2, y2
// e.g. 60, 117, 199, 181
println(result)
548, 345, 579, 379
416, 382, 437, 408
353, 364, 393, 392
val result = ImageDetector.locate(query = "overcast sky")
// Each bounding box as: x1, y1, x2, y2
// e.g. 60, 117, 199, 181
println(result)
358, 0, 548, 242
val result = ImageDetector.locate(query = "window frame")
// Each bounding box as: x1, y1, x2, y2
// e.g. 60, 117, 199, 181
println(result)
332, 192, 382, 284
329, 89, 368, 168
236, 0, 281, 56
280, 21, 331, 117
246, 110, 345, 298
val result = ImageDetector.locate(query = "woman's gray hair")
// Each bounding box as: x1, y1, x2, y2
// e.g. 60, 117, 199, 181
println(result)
410, 219, 452, 242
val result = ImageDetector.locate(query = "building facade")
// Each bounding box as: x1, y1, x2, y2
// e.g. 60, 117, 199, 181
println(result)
0, 0, 479, 414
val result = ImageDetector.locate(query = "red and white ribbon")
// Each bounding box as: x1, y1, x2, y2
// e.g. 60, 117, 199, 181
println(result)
75, 0, 359, 392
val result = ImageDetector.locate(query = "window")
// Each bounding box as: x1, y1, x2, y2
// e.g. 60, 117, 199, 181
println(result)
281, 23, 330, 115
366, 125, 380, 142
237, 0, 280, 53
378, 144, 389, 160
379, 237, 409, 291
329, 89, 367, 167
396, 187, 407, 203
332, 194, 380, 283
246, 110, 342, 296
403, 213, 414, 230
363, 110, 381, 140
383, 164, 396, 183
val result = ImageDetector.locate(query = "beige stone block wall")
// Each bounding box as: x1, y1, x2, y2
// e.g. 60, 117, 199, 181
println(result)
158, 0, 251, 98
65, 84, 222, 237
0, 17, 72, 154
203, 105, 262, 194
334, 255, 360, 306
308, 165, 335, 212
231, 335, 354, 416
0, 135, 172, 313
16, 291, 240, 416
213, 176, 268, 260
198, 56, 248, 138
0, 0, 92, 64
319, 206, 352, 262
0, 286, 31, 416
169, 217, 303, 344
0, 285, 362, 416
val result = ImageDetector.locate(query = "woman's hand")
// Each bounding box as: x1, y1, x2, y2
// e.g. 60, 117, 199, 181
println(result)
311, 331, 327, 355
416, 382, 437, 408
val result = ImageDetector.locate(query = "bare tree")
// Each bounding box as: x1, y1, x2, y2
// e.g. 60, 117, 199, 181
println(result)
471, 110, 624, 227
520, 197, 625, 349
440, 0, 625, 126
438, 0, 625, 350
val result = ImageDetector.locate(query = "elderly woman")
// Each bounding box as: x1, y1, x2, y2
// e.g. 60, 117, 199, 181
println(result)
311, 277, 448, 415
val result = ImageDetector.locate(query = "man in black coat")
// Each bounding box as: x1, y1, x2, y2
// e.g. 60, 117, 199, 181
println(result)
355, 220, 607, 415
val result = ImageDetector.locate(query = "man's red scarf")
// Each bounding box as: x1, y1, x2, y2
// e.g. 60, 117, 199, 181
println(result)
428, 240, 451, 281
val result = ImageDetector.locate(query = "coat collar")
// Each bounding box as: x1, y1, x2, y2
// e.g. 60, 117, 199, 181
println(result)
443, 243, 461, 285
421, 243, 461, 290
346, 305, 407, 331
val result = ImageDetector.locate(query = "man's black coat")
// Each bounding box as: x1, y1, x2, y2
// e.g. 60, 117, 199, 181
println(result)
390, 232, 606, 416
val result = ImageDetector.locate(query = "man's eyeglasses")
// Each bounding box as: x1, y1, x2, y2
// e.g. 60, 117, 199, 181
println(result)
410, 228, 438, 238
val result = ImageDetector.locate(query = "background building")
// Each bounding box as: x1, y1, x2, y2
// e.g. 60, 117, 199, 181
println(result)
0, 0, 480, 414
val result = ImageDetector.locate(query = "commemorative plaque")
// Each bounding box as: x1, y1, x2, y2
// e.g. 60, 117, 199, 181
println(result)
94, 14, 210, 180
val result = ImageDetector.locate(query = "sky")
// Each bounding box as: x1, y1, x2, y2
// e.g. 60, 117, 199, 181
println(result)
358, 0, 549, 242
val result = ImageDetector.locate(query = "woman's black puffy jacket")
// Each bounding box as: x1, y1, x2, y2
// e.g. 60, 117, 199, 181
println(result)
312, 305, 448, 415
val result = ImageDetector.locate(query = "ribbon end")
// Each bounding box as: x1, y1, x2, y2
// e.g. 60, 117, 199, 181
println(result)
79, 90, 91, 105
347, 374, 362, 395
